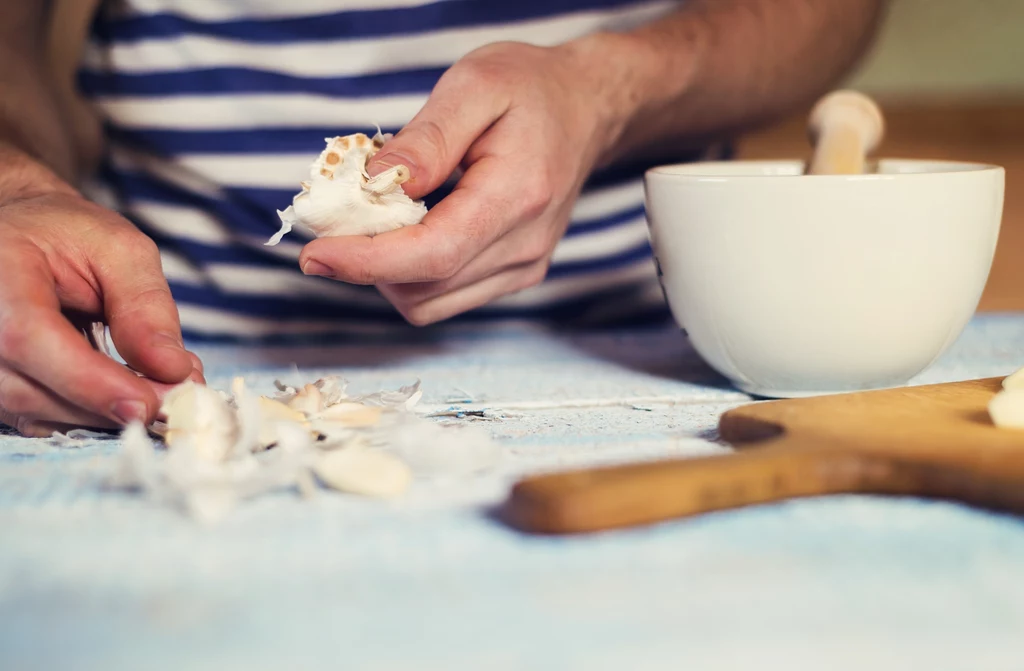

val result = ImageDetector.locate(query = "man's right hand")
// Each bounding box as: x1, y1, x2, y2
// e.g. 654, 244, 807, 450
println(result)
0, 155, 204, 437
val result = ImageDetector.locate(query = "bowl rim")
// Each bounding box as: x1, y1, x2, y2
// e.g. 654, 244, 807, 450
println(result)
644, 157, 1005, 180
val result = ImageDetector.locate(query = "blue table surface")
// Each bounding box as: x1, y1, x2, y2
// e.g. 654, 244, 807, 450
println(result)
3, 314, 1024, 671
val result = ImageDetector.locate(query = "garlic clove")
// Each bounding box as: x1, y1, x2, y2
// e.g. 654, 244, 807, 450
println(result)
306, 419, 357, 445
988, 388, 1024, 429
256, 396, 310, 449
316, 402, 383, 427
159, 381, 240, 462
159, 379, 198, 422
287, 383, 325, 415
259, 396, 307, 423
1001, 366, 1024, 390
312, 447, 412, 498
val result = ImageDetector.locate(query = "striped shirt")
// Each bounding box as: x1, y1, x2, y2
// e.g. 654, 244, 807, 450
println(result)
78, 0, 726, 343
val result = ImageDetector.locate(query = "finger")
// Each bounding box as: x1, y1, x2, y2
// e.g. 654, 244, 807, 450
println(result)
184, 351, 206, 385
365, 60, 511, 198
139, 367, 205, 399
377, 221, 554, 305
4, 419, 83, 439
0, 366, 120, 431
0, 414, 81, 439
301, 151, 551, 285
0, 245, 159, 425
92, 230, 195, 384
380, 261, 548, 326
187, 350, 205, 376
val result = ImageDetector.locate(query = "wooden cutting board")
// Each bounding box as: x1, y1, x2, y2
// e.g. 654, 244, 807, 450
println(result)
499, 376, 1024, 534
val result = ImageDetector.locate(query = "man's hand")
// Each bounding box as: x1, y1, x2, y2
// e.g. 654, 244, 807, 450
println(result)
298, 0, 885, 327
298, 40, 629, 325
0, 155, 203, 437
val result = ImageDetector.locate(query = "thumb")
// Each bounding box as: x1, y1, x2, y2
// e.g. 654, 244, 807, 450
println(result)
95, 232, 195, 384
366, 66, 510, 200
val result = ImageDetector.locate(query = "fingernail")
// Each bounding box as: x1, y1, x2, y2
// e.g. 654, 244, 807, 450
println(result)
187, 350, 204, 374
367, 152, 416, 177
111, 399, 149, 425
152, 332, 183, 349
302, 259, 335, 277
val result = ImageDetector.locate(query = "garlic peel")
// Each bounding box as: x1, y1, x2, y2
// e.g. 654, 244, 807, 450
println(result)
97, 363, 499, 521
82, 323, 499, 522
266, 131, 427, 245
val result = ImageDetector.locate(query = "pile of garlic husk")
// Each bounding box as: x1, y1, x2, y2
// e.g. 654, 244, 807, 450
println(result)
265, 128, 427, 246
80, 322, 501, 522
988, 366, 1024, 429
107, 375, 503, 523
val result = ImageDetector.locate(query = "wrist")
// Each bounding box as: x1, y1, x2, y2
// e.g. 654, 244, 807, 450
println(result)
558, 24, 704, 168
0, 141, 78, 204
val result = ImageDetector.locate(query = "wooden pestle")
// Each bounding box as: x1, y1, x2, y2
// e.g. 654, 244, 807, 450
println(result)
806, 90, 885, 175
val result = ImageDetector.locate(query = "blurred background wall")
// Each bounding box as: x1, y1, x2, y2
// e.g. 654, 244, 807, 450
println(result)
846, 0, 1024, 102
738, 0, 1024, 311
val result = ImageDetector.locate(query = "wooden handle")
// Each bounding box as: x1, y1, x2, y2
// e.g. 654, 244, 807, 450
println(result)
806, 90, 885, 175
500, 448, 863, 534
499, 446, 1024, 535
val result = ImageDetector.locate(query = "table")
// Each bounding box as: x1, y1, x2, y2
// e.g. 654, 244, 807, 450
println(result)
3, 314, 1024, 670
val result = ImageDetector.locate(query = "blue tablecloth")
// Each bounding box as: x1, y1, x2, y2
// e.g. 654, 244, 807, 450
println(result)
3, 314, 1024, 670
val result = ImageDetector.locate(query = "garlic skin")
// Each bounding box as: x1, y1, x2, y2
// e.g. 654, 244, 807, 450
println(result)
266, 131, 427, 246
102, 371, 500, 522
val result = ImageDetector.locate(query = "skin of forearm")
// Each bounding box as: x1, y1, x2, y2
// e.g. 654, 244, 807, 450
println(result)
569, 0, 889, 168
0, 3, 83, 192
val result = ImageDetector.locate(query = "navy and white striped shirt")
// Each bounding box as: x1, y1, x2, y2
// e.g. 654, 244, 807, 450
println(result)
78, 0, 724, 343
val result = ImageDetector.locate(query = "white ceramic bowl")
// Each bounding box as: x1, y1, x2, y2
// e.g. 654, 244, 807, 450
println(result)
643, 159, 1005, 398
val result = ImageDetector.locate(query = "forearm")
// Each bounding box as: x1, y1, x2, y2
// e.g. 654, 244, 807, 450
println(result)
571, 0, 888, 167
0, 3, 82, 192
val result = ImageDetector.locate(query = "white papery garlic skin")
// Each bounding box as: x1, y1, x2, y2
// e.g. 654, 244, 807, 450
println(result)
266, 131, 427, 246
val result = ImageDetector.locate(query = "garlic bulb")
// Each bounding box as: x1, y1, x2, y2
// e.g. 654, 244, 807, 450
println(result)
265, 130, 427, 246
